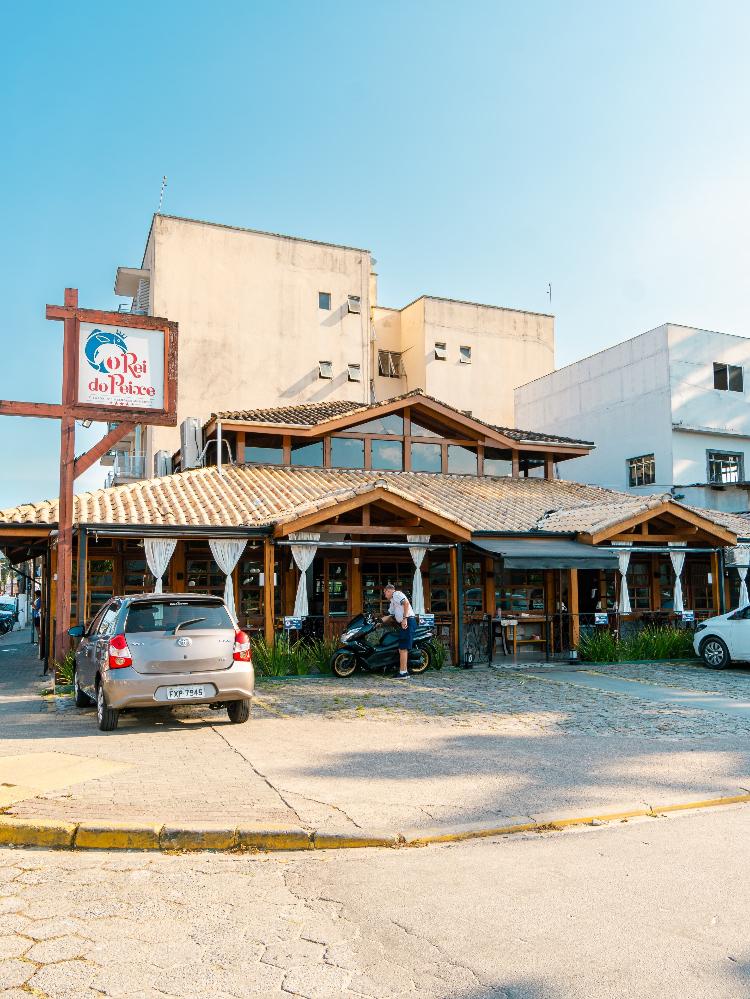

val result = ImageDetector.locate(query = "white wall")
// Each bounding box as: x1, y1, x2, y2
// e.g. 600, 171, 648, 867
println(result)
515, 326, 673, 491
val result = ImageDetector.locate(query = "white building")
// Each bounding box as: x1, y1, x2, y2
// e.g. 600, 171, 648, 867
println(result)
515, 323, 750, 513
109, 214, 555, 484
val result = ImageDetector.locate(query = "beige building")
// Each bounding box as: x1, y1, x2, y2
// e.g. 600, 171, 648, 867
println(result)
111, 214, 554, 481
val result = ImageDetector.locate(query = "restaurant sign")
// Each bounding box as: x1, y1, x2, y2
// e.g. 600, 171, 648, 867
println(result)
78, 323, 165, 410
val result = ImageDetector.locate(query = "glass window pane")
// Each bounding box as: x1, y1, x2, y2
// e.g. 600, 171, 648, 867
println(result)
331, 437, 364, 468
484, 448, 512, 477
729, 365, 744, 392
245, 435, 284, 465
291, 440, 324, 467
447, 444, 477, 475
319, 291, 331, 310
348, 414, 404, 434
371, 439, 403, 471
411, 442, 442, 473
410, 418, 442, 438
714, 363, 728, 390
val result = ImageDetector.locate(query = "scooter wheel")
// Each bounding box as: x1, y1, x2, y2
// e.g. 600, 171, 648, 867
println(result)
332, 651, 358, 678
408, 647, 430, 675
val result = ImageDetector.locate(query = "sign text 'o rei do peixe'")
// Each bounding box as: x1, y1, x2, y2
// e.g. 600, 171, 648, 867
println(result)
78, 323, 165, 410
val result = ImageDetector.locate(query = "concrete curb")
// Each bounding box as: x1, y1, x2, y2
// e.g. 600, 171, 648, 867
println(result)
1, 793, 749, 852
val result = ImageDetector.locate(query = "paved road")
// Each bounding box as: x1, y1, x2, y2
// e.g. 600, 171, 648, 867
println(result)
0, 805, 748, 998
3, 631, 750, 831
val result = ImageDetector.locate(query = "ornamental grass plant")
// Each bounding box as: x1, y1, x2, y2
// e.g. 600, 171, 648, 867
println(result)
577, 625, 697, 663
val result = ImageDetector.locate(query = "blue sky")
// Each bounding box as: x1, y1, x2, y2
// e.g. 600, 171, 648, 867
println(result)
1, 0, 749, 508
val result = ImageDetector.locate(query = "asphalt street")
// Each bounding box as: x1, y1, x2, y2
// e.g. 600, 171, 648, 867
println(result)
1, 804, 749, 998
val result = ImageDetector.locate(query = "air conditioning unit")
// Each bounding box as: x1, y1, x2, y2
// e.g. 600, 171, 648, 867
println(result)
347, 294, 361, 315
154, 451, 172, 477
180, 418, 203, 470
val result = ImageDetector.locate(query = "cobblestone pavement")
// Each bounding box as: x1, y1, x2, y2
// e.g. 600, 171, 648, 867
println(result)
1, 805, 749, 998
3, 630, 750, 831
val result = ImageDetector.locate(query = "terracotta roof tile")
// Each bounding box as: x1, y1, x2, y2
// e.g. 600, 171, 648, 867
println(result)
212, 389, 593, 448
1, 465, 737, 542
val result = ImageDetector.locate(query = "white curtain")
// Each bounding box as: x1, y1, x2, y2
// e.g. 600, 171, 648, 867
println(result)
738, 567, 749, 608
670, 548, 687, 614
209, 539, 247, 619
290, 532, 320, 617
617, 549, 632, 614
144, 538, 177, 594
407, 535, 430, 615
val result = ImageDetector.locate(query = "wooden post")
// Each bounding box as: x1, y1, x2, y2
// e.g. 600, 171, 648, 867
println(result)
54, 289, 78, 663
449, 545, 460, 665
710, 551, 721, 615
263, 538, 275, 643
650, 554, 661, 611
350, 548, 362, 615
483, 556, 495, 617
544, 455, 555, 480
569, 568, 580, 650
511, 451, 520, 479
77, 528, 88, 625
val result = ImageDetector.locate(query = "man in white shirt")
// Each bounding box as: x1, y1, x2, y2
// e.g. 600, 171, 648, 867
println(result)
382, 582, 416, 678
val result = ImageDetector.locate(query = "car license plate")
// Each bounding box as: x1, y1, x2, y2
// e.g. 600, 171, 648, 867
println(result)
166, 685, 206, 700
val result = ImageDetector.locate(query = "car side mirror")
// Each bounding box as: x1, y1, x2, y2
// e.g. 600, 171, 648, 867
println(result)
68, 624, 85, 638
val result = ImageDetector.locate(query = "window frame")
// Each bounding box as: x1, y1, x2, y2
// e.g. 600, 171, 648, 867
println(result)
318, 291, 331, 311
627, 453, 656, 487
434, 342, 447, 361
713, 362, 744, 393
707, 449, 744, 484
318, 360, 333, 380
377, 350, 402, 379
459, 345, 472, 364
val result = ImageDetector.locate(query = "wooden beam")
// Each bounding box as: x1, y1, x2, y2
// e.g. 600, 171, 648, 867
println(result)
582, 502, 737, 546
263, 538, 275, 644
77, 528, 88, 625
73, 422, 136, 479
511, 451, 520, 479
449, 546, 460, 665
569, 568, 580, 650
607, 532, 702, 543
46, 305, 177, 332
710, 552, 721, 616
350, 548, 362, 615
544, 455, 554, 480
315, 524, 422, 535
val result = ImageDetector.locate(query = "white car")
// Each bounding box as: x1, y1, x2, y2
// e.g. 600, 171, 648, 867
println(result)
693, 607, 750, 668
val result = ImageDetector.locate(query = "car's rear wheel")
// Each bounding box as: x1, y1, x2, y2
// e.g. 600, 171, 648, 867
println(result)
227, 699, 251, 724
96, 682, 119, 731
74, 666, 91, 707
700, 636, 730, 670
408, 647, 430, 675
332, 651, 357, 678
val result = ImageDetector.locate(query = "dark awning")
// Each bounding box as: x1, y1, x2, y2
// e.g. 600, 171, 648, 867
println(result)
471, 537, 620, 570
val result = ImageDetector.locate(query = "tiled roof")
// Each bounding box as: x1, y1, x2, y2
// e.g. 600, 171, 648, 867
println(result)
212, 389, 593, 448
0, 465, 740, 541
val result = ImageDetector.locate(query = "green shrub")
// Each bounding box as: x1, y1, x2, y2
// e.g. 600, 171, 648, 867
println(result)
577, 625, 697, 663
304, 637, 339, 676
426, 637, 448, 670
54, 649, 76, 685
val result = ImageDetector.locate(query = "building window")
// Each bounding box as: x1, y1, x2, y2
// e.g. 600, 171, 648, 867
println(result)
707, 450, 744, 484
459, 346, 472, 364
245, 435, 284, 465
447, 444, 478, 475
290, 439, 324, 467
484, 448, 513, 477
713, 362, 743, 392
331, 437, 365, 469
319, 291, 331, 310
318, 360, 333, 379
627, 560, 651, 610
411, 442, 442, 473
377, 350, 402, 378
349, 413, 404, 434
371, 439, 403, 471
434, 342, 447, 361
627, 453, 655, 487
347, 363, 361, 382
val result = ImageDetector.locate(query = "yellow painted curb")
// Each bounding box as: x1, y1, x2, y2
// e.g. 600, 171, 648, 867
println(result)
236, 826, 312, 851
75, 821, 163, 850
0, 817, 76, 848
1, 792, 749, 852
313, 831, 403, 850
161, 824, 238, 852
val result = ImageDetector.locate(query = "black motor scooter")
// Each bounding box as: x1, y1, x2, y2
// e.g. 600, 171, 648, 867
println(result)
330, 612, 435, 678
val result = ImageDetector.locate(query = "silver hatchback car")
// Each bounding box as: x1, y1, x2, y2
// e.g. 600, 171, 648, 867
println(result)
69, 593, 254, 731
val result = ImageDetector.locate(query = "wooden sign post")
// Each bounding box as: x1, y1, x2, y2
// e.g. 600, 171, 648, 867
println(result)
0, 288, 178, 664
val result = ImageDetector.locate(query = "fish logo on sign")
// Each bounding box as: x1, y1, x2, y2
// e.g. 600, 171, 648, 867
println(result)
84, 329, 128, 373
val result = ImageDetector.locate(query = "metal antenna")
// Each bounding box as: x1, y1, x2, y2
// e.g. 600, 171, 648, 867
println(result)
158, 175, 167, 213
547, 282, 552, 304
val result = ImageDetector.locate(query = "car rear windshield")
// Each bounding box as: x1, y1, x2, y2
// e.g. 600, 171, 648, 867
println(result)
125, 600, 233, 634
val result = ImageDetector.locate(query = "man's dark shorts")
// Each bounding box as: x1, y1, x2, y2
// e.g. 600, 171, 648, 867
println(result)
398, 616, 417, 650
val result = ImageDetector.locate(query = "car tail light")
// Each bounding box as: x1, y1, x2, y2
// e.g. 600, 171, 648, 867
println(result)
233, 630, 252, 662
108, 634, 133, 669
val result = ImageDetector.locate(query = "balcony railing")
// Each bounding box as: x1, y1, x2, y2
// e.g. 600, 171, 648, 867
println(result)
105, 453, 146, 486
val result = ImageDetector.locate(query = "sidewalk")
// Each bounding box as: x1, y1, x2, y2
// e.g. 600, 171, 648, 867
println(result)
2, 629, 750, 845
